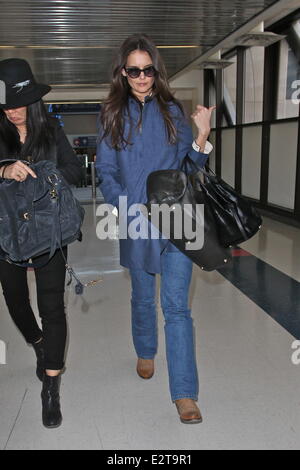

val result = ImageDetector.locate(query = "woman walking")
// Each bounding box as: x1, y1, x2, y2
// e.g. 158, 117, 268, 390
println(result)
96, 34, 214, 423
0, 58, 82, 428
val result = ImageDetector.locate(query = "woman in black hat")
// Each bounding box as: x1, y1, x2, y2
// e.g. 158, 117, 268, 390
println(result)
0, 58, 82, 428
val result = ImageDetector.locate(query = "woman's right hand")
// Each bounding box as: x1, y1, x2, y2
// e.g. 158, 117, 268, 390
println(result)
2, 161, 37, 181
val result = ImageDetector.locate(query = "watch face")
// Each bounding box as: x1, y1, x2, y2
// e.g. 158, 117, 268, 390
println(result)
205, 141, 213, 154
192, 141, 200, 152
192, 141, 213, 155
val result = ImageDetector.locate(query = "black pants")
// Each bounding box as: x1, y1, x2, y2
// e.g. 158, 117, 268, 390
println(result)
0, 248, 67, 370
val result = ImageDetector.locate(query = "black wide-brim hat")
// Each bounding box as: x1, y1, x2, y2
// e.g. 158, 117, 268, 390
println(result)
0, 58, 51, 109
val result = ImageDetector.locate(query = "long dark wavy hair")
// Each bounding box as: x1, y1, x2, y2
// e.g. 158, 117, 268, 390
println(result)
0, 100, 55, 161
100, 34, 184, 150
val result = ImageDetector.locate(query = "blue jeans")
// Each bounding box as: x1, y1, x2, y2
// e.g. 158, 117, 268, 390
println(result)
130, 250, 199, 402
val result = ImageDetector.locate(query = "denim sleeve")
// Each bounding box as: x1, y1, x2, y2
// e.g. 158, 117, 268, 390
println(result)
96, 136, 127, 208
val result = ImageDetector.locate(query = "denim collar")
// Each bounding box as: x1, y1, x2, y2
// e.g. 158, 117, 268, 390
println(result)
128, 92, 154, 107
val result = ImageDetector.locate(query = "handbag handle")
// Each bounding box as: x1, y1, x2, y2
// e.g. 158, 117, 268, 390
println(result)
181, 155, 213, 177
0, 158, 31, 167
0, 158, 32, 179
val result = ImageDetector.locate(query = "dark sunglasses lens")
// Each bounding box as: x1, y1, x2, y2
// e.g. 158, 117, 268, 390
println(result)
127, 68, 140, 78
126, 66, 156, 78
144, 66, 156, 77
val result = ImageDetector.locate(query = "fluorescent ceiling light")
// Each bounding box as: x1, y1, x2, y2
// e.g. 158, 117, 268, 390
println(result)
234, 22, 285, 47
197, 50, 234, 69
198, 60, 234, 69
235, 31, 285, 47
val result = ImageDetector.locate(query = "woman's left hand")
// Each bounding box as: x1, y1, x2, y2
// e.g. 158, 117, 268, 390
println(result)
191, 105, 216, 137
3, 160, 37, 181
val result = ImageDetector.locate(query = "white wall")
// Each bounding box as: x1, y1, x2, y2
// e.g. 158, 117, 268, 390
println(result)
46, 87, 109, 103
170, 68, 210, 139
268, 121, 298, 209
242, 126, 262, 199
170, 69, 204, 108
221, 128, 235, 186
221, 121, 298, 209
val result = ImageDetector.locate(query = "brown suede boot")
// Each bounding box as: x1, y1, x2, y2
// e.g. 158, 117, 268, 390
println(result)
175, 398, 203, 424
136, 358, 154, 379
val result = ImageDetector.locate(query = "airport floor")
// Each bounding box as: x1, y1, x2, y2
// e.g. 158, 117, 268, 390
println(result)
0, 200, 300, 450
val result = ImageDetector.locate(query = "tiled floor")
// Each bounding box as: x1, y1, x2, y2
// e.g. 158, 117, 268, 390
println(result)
71, 186, 103, 204
0, 203, 300, 450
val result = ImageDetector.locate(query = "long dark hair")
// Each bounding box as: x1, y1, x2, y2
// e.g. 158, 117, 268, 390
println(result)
0, 100, 55, 161
100, 34, 184, 150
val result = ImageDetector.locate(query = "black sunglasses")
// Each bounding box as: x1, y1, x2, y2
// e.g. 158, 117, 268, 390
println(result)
124, 65, 156, 79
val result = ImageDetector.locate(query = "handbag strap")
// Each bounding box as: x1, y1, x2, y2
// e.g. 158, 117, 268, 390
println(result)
0, 158, 30, 167
181, 154, 214, 177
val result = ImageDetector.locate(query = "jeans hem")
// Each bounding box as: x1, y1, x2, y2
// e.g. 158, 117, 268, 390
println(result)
137, 355, 155, 360
172, 395, 198, 402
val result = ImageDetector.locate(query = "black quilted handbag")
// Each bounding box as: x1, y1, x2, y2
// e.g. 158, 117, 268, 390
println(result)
146, 158, 232, 271
0, 159, 88, 292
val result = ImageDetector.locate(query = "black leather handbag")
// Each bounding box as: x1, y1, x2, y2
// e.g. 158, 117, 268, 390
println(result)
146, 158, 232, 271
147, 155, 262, 271
182, 156, 262, 247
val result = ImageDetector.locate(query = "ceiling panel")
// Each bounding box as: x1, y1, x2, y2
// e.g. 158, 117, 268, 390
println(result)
0, 0, 279, 86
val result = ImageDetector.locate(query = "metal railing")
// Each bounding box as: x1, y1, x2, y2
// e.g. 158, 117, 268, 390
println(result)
90, 161, 97, 201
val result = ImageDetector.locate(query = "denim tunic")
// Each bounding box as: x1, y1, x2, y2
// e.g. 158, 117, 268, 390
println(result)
96, 95, 208, 273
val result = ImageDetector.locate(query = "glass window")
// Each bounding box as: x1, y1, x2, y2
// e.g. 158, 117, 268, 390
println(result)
209, 72, 216, 128
223, 55, 237, 125
244, 47, 265, 123
277, 22, 300, 119
208, 68, 235, 128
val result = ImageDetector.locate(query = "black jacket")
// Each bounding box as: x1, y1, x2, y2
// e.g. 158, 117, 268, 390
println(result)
0, 118, 83, 186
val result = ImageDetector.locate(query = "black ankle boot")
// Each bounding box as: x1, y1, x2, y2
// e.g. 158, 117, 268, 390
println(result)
41, 375, 62, 428
32, 338, 45, 382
